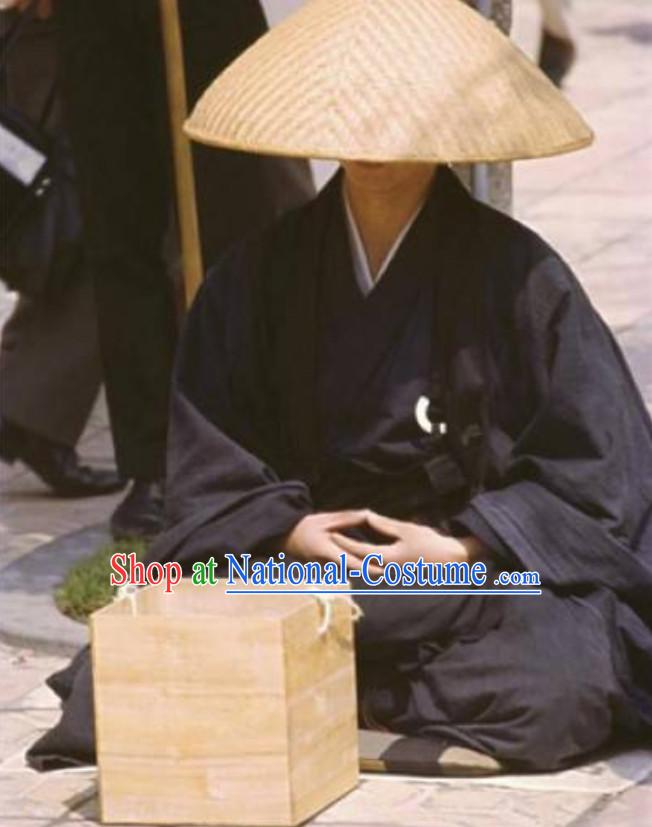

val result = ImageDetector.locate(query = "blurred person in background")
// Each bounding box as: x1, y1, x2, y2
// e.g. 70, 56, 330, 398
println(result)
0, 0, 124, 497
53, 0, 313, 539
538, 0, 576, 86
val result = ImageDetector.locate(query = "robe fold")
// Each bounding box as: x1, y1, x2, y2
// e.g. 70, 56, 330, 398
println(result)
27, 167, 652, 772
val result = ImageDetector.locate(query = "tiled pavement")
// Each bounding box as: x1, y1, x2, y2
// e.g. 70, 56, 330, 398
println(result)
1, 636, 651, 827
1, 0, 651, 824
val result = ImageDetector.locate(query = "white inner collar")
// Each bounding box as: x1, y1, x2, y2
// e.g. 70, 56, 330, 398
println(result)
343, 190, 424, 297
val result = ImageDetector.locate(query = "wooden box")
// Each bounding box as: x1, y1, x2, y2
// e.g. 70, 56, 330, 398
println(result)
90, 580, 358, 825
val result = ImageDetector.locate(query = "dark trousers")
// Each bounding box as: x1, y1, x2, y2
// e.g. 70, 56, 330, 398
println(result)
56, 0, 313, 479
0, 12, 102, 447
356, 584, 626, 770
0, 277, 101, 446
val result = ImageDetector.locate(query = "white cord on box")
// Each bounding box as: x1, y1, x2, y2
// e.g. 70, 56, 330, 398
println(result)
111, 580, 362, 632
114, 582, 139, 615
312, 592, 363, 635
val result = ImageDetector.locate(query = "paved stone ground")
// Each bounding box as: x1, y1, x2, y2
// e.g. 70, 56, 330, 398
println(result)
1, 0, 651, 824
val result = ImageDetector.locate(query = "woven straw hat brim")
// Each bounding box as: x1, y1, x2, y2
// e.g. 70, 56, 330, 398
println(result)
185, 0, 593, 164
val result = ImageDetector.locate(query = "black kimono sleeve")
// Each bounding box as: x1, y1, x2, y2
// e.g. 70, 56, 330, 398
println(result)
457, 254, 652, 604
145, 242, 313, 568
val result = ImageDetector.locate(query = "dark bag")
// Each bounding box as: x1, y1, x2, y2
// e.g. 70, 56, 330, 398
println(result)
0, 3, 83, 298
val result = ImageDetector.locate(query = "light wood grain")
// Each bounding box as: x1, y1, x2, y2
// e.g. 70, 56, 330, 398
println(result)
91, 580, 359, 825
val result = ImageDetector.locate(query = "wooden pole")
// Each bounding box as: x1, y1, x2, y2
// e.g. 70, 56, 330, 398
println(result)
158, 0, 203, 307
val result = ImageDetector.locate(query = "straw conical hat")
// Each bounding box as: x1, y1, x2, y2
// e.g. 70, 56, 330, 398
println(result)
185, 0, 593, 163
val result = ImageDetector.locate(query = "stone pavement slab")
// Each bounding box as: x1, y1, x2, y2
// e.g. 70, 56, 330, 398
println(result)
574, 776, 652, 827
314, 780, 603, 827
0, 525, 107, 655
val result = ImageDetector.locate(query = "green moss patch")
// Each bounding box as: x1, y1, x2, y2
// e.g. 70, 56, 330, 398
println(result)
55, 541, 145, 623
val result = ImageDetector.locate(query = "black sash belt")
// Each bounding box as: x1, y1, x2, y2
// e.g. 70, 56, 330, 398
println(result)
307, 440, 470, 527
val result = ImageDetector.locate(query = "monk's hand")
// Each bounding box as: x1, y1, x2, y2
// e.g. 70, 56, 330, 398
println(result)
282, 510, 371, 570
331, 510, 486, 567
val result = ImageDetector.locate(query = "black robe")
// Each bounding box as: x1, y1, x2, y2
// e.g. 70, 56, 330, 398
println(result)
28, 167, 652, 772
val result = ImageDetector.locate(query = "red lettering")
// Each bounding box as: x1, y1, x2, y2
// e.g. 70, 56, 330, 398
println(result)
147, 562, 163, 585
129, 554, 146, 586
110, 553, 183, 593
164, 562, 182, 594
109, 552, 128, 586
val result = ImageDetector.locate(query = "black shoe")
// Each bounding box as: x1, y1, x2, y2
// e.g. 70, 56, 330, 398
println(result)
539, 29, 576, 88
0, 418, 125, 498
110, 479, 165, 541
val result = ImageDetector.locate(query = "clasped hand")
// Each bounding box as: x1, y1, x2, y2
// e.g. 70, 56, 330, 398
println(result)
283, 510, 484, 574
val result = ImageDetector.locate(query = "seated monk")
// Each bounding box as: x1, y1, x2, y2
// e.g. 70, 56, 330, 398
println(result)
29, 0, 652, 774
